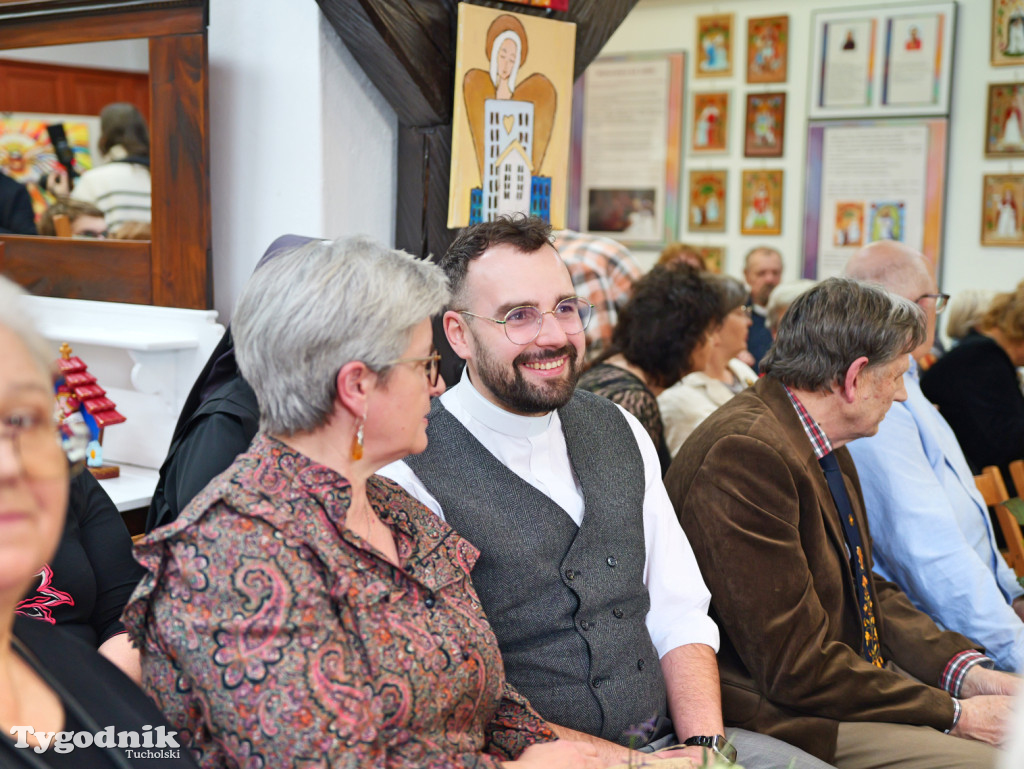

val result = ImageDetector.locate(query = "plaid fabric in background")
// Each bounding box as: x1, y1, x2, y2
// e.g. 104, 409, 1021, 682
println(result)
552, 230, 642, 362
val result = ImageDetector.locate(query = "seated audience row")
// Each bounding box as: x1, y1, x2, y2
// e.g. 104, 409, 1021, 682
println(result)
125, 236, 601, 768
844, 243, 1024, 674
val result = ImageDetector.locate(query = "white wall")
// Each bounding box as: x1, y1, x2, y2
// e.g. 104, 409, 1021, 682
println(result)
208, 0, 397, 322
602, 0, 1024, 300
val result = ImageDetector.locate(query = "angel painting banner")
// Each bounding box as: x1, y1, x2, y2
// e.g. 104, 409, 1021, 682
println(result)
448, 4, 576, 228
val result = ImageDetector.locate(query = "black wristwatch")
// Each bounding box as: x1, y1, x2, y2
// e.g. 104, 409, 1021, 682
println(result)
683, 734, 738, 764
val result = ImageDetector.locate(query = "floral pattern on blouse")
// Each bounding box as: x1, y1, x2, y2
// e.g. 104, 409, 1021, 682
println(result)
124, 433, 554, 769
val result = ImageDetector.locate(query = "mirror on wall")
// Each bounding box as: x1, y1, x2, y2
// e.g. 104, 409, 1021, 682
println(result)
0, 0, 211, 309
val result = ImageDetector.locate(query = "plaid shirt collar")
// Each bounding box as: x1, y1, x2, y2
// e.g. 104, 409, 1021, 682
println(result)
783, 384, 833, 459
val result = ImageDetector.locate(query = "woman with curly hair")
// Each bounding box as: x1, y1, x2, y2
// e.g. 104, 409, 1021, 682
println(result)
577, 264, 722, 474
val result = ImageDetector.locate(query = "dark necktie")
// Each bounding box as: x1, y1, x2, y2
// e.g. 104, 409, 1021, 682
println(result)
818, 451, 884, 667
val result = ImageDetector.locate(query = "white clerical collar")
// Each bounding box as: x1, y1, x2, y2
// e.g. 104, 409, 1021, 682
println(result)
752, 303, 768, 317
451, 366, 554, 438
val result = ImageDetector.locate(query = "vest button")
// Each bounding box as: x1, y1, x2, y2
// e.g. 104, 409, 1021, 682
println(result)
565, 569, 576, 581
637, 658, 645, 671
606, 556, 618, 567
580, 620, 591, 631
591, 677, 602, 688
424, 594, 436, 609
613, 608, 624, 618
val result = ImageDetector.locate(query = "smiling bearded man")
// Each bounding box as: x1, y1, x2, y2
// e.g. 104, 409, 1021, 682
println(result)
380, 215, 832, 769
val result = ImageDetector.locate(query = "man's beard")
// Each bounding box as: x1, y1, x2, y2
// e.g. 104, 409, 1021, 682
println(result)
473, 341, 582, 414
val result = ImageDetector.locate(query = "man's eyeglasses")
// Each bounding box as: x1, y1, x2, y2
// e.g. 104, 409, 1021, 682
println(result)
458, 296, 594, 345
387, 351, 442, 387
915, 293, 950, 314
1, 412, 89, 480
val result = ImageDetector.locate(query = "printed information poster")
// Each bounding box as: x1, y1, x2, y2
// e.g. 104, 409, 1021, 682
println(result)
570, 53, 684, 246
803, 119, 947, 278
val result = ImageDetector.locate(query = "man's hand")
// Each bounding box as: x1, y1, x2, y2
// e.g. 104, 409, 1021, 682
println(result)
948, 695, 1015, 746
959, 664, 1021, 699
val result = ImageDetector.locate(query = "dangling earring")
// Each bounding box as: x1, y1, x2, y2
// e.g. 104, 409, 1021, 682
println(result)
350, 410, 366, 461
350, 417, 365, 461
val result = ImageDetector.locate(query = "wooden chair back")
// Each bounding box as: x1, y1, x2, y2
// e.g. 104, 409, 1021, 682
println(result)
974, 465, 1024, 577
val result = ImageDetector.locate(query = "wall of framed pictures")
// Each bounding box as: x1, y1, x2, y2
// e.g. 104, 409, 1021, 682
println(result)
600, 0, 1022, 307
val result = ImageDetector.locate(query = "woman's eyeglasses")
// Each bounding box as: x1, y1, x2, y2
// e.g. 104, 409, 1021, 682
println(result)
387, 351, 442, 387
0, 411, 90, 479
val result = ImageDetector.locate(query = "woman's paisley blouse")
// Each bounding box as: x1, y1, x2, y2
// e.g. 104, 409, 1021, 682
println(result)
124, 433, 555, 768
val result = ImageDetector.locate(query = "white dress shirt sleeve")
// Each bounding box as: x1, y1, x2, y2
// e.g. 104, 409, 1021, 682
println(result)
613, 406, 721, 658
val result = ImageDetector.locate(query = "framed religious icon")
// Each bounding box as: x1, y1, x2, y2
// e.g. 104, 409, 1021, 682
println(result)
691, 91, 729, 153
744, 92, 786, 158
696, 14, 734, 78
688, 170, 727, 233
986, 83, 1024, 157
809, 2, 955, 118
740, 169, 783, 236
747, 15, 789, 83
982, 174, 1024, 246
993, 0, 1024, 65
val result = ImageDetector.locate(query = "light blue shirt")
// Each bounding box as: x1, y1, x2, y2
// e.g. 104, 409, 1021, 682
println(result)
849, 357, 1024, 672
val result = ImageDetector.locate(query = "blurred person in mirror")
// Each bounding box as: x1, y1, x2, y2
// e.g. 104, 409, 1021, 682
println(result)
37, 198, 107, 238
124, 236, 599, 769
0, 275, 196, 768
659, 275, 757, 457
51, 103, 151, 233
0, 170, 37, 235
844, 241, 1024, 675
665, 276, 1017, 768
742, 246, 783, 369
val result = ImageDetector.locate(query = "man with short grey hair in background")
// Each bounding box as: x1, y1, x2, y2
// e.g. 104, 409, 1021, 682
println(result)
665, 277, 1018, 769
742, 246, 783, 367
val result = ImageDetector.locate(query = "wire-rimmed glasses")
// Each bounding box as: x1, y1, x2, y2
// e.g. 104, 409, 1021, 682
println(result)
458, 296, 594, 345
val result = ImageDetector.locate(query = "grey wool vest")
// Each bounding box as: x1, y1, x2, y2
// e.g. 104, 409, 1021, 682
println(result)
403, 389, 668, 745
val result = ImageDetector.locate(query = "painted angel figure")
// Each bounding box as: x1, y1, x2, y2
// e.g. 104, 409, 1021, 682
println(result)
463, 14, 556, 183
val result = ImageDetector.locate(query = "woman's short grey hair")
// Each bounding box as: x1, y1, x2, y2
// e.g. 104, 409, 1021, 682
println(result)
232, 236, 450, 436
766, 279, 817, 330
0, 276, 54, 380
946, 289, 996, 341
761, 277, 925, 393
709, 273, 748, 315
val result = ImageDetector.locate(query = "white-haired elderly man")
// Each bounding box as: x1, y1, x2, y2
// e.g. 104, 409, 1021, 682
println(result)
665, 277, 1018, 769
843, 241, 1024, 673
